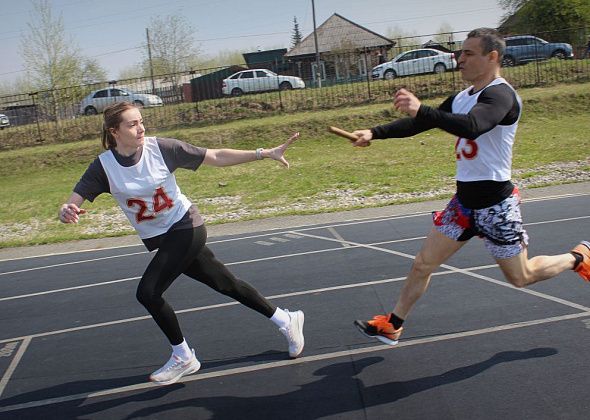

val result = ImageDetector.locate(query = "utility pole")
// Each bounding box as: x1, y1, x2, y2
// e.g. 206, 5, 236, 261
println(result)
146, 28, 156, 95
311, 0, 322, 88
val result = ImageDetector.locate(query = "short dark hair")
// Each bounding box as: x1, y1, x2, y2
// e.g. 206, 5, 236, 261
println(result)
467, 27, 505, 57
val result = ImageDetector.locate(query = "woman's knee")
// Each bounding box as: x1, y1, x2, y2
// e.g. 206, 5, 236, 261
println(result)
136, 285, 163, 309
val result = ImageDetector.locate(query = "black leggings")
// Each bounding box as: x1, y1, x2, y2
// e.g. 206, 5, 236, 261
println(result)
136, 225, 276, 345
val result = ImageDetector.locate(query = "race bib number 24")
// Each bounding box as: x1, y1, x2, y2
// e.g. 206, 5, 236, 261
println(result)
127, 186, 174, 223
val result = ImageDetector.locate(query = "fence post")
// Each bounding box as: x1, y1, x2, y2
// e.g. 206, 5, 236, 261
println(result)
364, 47, 372, 101
449, 35, 457, 92
30, 92, 42, 143
277, 73, 284, 111
533, 33, 541, 85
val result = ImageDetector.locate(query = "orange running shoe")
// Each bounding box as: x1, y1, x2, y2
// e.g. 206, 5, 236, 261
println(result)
572, 241, 590, 281
354, 314, 403, 346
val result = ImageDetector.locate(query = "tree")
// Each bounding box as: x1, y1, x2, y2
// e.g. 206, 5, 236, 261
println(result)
387, 26, 422, 53
0, 75, 33, 96
498, 0, 590, 45
498, 0, 527, 13
118, 65, 146, 81
291, 16, 303, 48
432, 23, 455, 46
20, 0, 106, 126
21, 0, 107, 90
144, 14, 200, 82
196, 49, 247, 69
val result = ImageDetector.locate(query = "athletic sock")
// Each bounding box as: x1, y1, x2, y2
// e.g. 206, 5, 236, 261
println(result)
388, 313, 405, 330
270, 307, 290, 329
172, 338, 192, 361
571, 251, 583, 270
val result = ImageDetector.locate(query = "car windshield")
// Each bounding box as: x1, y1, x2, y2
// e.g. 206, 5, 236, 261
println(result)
264, 70, 277, 76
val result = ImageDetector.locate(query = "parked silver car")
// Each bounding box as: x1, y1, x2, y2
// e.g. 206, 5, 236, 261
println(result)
222, 69, 305, 96
371, 48, 457, 80
0, 114, 9, 129
79, 88, 163, 115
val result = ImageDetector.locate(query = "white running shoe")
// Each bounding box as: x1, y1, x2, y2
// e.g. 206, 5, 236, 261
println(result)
279, 309, 305, 358
149, 349, 201, 386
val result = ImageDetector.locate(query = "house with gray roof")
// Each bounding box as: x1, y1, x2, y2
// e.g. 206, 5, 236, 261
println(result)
285, 13, 395, 84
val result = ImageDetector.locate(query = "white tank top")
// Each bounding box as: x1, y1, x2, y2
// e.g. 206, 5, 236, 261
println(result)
99, 137, 192, 239
453, 78, 521, 182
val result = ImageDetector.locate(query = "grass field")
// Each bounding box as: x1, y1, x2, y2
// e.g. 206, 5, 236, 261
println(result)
0, 82, 588, 248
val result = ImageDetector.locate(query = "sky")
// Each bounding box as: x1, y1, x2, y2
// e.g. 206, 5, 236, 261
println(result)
0, 0, 508, 85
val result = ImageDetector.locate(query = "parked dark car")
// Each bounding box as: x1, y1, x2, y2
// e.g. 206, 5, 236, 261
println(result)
502, 35, 574, 67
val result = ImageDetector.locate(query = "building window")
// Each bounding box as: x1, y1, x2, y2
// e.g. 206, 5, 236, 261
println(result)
311, 61, 326, 81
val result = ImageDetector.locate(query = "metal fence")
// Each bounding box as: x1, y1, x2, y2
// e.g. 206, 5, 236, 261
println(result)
1, 27, 589, 149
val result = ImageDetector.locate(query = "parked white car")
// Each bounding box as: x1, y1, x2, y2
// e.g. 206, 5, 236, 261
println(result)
0, 114, 9, 129
79, 88, 163, 115
371, 48, 457, 80
222, 69, 305, 96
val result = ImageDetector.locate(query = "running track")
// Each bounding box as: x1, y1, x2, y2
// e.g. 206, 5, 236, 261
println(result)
1, 185, 589, 419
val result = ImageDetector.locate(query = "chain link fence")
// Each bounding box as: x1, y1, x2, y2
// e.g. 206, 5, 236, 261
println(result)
1, 27, 588, 149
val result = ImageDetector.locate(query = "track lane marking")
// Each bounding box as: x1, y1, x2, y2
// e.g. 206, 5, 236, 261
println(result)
0, 311, 588, 413
294, 231, 590, 312
2, 212, 589, 279
0, 338, 31, 399
0, 237, 427, 301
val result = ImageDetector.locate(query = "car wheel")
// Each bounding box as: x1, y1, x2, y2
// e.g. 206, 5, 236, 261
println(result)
433, 63, 446, 74
231, 88, 243, 97
84, 106, 98, 115
279, 81, 293, 90
384, 70, 396, 80
501, 55, 516, 67
551, 50, 566, 59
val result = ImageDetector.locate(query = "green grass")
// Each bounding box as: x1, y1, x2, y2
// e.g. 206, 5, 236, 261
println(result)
0, 82, 589, 248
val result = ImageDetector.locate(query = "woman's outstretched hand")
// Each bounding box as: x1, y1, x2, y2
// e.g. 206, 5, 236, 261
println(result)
59, 203, 86, 224
265, 132, 300, 168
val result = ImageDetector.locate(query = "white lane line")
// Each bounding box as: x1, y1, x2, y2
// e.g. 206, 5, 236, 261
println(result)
524, 215, 590, 226
5, 211, 586, 281
6, 212, 583, 281
0, 238, 427, 301
0, 257, 579, 344
269, 237, 290, 243
284, 233, 303, 239
0, 277, 141, 302
294, 231, 590, 312
254, 241, 274, 246
1, 191, 586, 266
0, 270, 461, 345
0, 251, 148, 278
523, 193, 590, 203
0, 337, 31, 399
1, 311, 588, 413
2, 212, 587, 278
0, 244, 145, 263
327, 227, 351, 248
